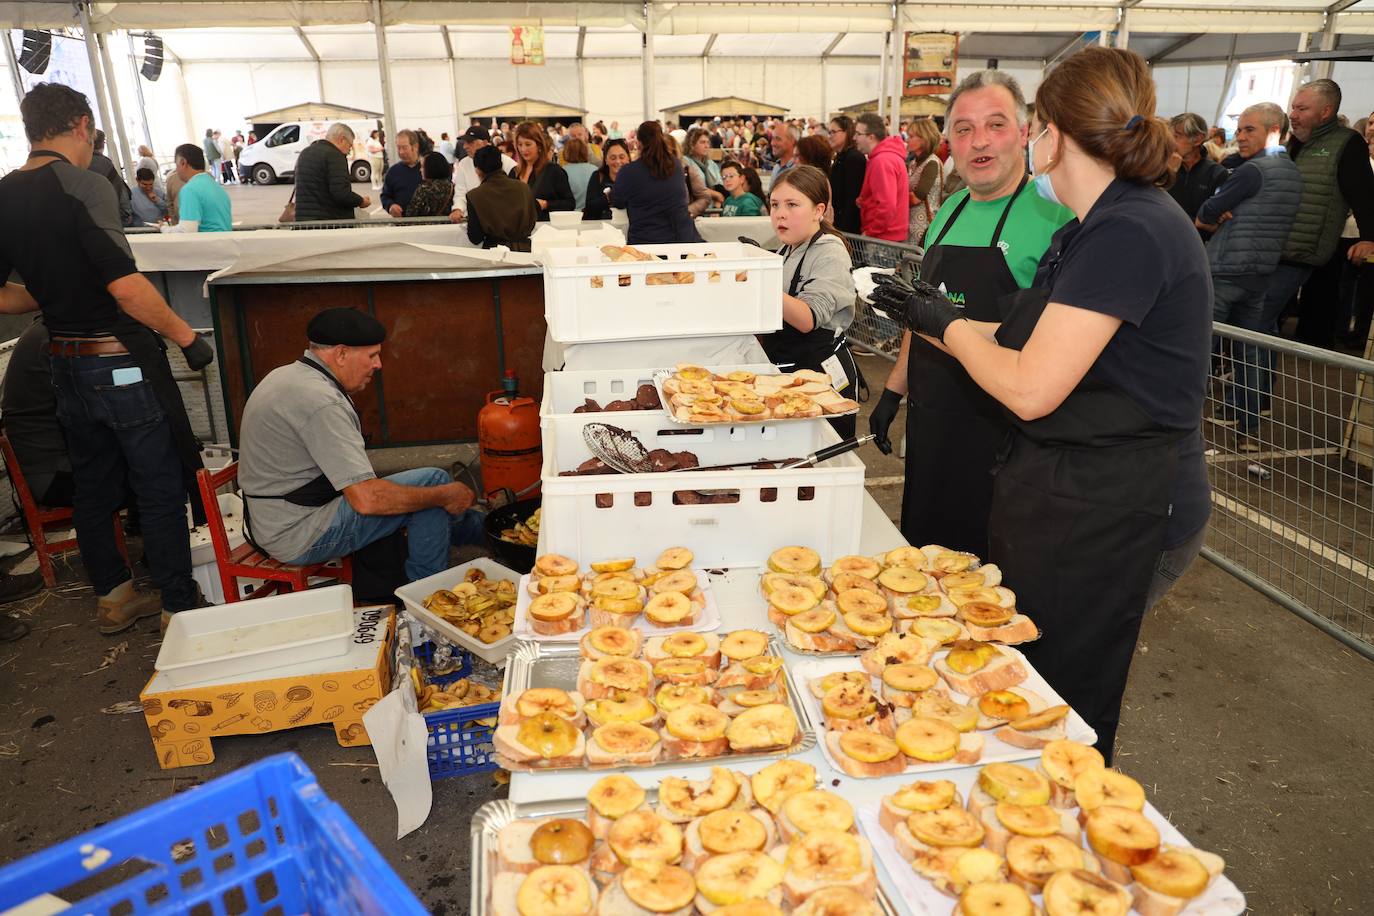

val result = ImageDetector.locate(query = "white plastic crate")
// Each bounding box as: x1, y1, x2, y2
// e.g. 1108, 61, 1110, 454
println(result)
395, 558, 524, 666
541, 242, 783, 344
155, 584, 355, 688
537, 416, 864, 569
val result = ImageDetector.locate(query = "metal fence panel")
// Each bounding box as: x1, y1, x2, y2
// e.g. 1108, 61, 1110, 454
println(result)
1204, 322, 1374, 660
842, 232, 922, 361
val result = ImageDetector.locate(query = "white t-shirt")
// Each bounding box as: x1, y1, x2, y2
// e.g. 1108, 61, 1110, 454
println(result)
453, 150, 517, 214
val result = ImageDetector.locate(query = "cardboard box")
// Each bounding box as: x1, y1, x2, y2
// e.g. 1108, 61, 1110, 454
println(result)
140, 606, 395, 769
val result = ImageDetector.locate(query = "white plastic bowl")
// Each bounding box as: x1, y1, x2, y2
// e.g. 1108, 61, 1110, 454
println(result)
548, 211, 583, 229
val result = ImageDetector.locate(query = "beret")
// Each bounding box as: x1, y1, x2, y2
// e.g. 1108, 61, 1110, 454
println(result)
307, 308, 386, 347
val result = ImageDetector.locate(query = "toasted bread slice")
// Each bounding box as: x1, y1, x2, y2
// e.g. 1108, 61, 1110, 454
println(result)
585, 730, 661, 768
1129, 846, 1225, 916
588, 607, 643, 630
979, 804, 1081, 856
876, 787, 965, 836
786, 620, 859, 653
497, 690, 587, 728
596, 873, 693, 916
658, 727, 728, 760
995, 712, 1068, 749
532, 610, 586, 636
824, 731, 908, 778
642, 633, 721, 668
487, 871, 525, 916
496, 817, 553, 874
579, 627, 645, 661
492, 725, 586, 769
778, 835, 877, 907
934, 649, 1029, 696
965, 613, 1040, 645
974, 686, 1049, 730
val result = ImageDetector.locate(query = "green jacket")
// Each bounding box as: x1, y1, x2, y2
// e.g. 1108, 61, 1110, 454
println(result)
1282, 118, 1359, 266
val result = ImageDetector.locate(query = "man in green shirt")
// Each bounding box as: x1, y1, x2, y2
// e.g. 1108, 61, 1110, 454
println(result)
869, 69, 1074, 555
161, 143, 232, 233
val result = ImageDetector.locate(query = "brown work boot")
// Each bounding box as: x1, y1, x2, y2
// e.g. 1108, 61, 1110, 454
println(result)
96, 581, 163, 635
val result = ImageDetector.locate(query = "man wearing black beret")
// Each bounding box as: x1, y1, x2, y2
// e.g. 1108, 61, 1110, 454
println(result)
237, 308, 482, 583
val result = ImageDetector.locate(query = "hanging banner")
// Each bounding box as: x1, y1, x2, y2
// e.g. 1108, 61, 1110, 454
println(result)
903, 32, 959, 96
510, 25, 545, 66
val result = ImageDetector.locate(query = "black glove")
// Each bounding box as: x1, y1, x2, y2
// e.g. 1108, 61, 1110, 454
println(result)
870, 272, 967, 342
868, 388, 903, 455
181, 336, 215, 371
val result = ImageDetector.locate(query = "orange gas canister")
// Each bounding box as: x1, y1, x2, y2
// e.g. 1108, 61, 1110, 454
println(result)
477, 373, 542, 499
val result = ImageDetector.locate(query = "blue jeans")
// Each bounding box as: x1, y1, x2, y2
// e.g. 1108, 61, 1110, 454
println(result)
1256, 262, 1314, 410
1212, 277, 1265, 434
287, 468, 485, 582
50, 351, 199, 609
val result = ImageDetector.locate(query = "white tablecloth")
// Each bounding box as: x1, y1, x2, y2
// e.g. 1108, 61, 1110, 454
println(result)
128, 226, 538, 281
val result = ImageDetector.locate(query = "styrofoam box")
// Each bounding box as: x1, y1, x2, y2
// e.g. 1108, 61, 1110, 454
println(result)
539, 363, 777, 440
541, 242, 783, 344
155, 584, 355, 688
395, 558, 524, 666
538, 416, 864, 569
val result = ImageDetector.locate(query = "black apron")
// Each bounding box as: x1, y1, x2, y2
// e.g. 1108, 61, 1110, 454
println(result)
31, 151, 207, 524
243, 357, 406, 603
759, 232, 863, 439
989, 228, 1189, 763
901, 177, 1027, 555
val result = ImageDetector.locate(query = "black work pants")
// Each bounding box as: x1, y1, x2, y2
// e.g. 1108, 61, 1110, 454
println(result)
50, 352, 197, 609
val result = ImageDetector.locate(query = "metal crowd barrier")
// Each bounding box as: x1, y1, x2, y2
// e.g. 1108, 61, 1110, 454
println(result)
841, 232, 922, 360
126, 215, 456, 234
1204, 323, 1374, 660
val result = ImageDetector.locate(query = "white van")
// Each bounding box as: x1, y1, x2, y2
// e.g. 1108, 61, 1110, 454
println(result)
238, 119, 378, 185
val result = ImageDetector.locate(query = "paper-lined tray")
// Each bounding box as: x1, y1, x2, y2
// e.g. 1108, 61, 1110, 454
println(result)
652, 367, 861, 426
794, 649, 1096, 777
858, 769, 1246, 915
512, 570, 722, 641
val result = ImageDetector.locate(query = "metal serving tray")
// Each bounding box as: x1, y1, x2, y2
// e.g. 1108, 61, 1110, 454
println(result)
499, 635, 816, 772
470, 791, 900, 916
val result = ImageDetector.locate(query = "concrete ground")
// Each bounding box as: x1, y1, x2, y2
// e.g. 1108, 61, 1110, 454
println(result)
0, 355, 1371, 914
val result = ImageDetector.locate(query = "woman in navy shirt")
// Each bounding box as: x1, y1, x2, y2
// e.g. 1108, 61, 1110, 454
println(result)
611, 122, 702, 245
874, 47, 1211, 763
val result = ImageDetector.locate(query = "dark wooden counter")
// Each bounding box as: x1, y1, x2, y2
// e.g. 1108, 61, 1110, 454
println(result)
210, 267, 546, 447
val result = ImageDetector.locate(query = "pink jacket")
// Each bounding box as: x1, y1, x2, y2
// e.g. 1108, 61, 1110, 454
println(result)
856, 135, 911, 241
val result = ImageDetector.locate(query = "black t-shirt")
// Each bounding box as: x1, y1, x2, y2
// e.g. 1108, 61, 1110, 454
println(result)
0, 159, 139, 336
1038, 178, 1213, 543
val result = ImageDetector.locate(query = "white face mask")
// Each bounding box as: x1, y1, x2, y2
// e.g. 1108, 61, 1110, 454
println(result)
1028, 127, 1061, 206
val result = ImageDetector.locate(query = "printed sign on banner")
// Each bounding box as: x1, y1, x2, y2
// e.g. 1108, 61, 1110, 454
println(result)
510, 25, 545, 66
903, 32, 960, 97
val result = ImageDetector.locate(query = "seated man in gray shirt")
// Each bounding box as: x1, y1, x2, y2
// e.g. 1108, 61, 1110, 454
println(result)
237, 308, 482, 582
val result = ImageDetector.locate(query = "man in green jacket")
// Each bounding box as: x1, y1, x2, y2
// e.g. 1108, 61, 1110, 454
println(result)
1259, 79, 1374, 336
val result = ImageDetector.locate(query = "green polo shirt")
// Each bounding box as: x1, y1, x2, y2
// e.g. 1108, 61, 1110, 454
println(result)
924, 184, 1074, 290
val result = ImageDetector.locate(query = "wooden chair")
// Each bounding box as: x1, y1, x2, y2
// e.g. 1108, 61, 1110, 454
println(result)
195, 462, 351, 603
0, 433, 127, 587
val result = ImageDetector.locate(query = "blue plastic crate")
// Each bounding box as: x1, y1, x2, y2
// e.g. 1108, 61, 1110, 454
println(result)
425, 700, 501, 780
411, 640, 472, 686
0, 753, 426, 916
409, 641, 499, 779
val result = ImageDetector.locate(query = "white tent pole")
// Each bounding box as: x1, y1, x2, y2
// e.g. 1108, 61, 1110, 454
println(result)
1213, 34, 1238, 126
441, 26, 460, 130
1118, 8, 1131, 50
1315, 13, 1338, 80
78, 4, 122, 178
890, 4, 903, 130
877, 31, 890, 124
3, 28, 26, 115
95, 31, 134, 180
371, 0, 399, 163
1293, 33, 1311, 88
643, 2, 656, 123
125, 31, 154, 152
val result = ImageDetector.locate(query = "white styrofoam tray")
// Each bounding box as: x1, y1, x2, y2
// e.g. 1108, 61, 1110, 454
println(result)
394, 557, 524, 666
512, 570, 722, 642
859, 773, 1246, 915
155, 584, 355, 688
794, 651, 1096, 777
538, 416, 865, 569
541, 242, 783, 344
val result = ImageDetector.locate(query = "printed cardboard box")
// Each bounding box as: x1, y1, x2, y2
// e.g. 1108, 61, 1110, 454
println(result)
140, 606, 394, 769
